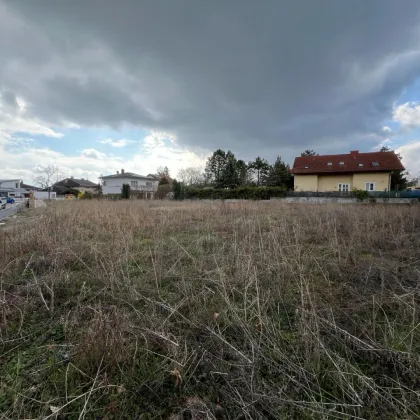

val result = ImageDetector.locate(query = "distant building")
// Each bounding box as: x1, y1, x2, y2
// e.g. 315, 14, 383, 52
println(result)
100, 169, 159, 199
291, 150, 404, 192
53, 177, 98, 195
0, 179, 22, 189
21, 183, 40, 191
0, 179, 31, 197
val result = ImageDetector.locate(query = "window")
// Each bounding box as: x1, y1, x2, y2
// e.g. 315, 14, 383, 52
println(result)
304, 165, 309, 169
131, 180, 138, 188
359, 163, 363, 167
339, 162, 344, 165
146, 181, 153, 186
15, 182, 19, 188
372, 162, 379, 167
103, 181, 107, 186
327, 162, 332, 166
365, 182, 375, 191
338, 183, 350, 193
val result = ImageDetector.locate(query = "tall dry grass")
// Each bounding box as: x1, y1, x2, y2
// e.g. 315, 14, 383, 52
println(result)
1, 200, 419, 419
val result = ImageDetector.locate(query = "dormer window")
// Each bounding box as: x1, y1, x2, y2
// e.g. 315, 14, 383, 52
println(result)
304, 165, 309, 169
327, 162, 332, 166
339, 162, 344, 165
359, 163, 363, 167
372, 162, 379, 167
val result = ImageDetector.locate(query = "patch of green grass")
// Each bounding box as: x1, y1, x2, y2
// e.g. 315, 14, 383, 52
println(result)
1, 201, 419, 418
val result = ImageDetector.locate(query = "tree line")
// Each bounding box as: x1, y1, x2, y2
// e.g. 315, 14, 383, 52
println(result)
179, 149, 294, 190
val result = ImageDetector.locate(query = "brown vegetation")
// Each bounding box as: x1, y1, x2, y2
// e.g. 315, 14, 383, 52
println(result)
1, 201, 419, 419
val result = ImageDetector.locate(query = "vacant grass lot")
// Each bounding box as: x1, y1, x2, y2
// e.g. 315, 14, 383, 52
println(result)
1, 201, 419, 419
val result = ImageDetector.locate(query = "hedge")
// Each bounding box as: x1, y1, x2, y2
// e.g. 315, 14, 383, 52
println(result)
184, 186, 286, 200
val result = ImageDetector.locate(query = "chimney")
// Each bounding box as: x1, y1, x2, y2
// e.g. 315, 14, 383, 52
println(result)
70, 176, 74, 179
117, 171, 119, 174
350, 150, 359, 159
121, 169, 125, 174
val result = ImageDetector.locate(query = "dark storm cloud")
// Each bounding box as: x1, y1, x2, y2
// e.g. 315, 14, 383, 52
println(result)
2, 0, 420, 158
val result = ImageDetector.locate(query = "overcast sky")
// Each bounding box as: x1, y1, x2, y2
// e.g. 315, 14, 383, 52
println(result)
1, 0, 420, 183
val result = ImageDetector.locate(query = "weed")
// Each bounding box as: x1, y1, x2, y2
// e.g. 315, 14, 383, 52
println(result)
1, 200, 419, 418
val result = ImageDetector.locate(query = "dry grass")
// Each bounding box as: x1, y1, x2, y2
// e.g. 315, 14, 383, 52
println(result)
1, 200, 419, 419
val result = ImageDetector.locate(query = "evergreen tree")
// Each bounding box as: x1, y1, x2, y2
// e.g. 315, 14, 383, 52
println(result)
266, 156, 290, 187
379, 146, 408, 190
159, 176, 170, 185
301, 149, 318, 157
249, 157, 270, 186
236, 159, 251, 186
172, 179, 185, 200
205, 149, 227, 187
95, 183, 103, 195
222, 151, 240, 188
121, 183, 131, 199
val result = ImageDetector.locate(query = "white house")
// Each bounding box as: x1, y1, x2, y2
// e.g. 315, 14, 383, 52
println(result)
100, 169, 159, 199
0, 179, 30, 198
0, 179, 22, 189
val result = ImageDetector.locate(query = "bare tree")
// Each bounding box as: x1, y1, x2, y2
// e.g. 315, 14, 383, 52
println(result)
156, 166, 170, 178
177, 167, 203, 186
34, 165, 64, 199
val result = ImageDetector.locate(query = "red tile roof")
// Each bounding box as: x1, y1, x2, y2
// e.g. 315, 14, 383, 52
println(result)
291, 151, 404, 174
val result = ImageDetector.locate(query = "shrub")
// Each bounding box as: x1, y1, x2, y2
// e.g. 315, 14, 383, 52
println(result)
121, 184, 131, 199
172, 180, 185, 200
156, 183, 172, 199
80, 191, 94, 200
185, 186, 285, 200
353, 188, 369, 202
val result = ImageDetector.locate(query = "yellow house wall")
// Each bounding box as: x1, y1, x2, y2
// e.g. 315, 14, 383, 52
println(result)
317, 174, 353, 191
293, 174, 318, 191
352, 172, 390, 191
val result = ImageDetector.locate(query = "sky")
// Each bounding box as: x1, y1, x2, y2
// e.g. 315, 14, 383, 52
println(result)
1, 0, 420, 184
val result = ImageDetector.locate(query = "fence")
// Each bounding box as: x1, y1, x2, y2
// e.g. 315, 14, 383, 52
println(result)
286, 190, 420, 199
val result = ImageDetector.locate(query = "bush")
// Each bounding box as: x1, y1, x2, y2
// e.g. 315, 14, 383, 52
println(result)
353, 188, 369, 202
80, 191, 94, 200
121, 184, 131, 199
185, 186, 285, 200
172, 180, 185, 200
156, 183, 172, 199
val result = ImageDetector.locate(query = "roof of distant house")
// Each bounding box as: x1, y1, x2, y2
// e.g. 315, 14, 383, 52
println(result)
21, 183, 39, 190
100, 172, 156, 180
0, 179, 22, 183
56, 178, 97, 187
291, 151, 405, 175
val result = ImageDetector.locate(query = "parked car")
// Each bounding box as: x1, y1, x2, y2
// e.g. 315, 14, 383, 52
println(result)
0, 196, 7, 210
7, 197, 15, 204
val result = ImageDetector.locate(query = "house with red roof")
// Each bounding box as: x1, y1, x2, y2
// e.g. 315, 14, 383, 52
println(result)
290, 150, 404, 192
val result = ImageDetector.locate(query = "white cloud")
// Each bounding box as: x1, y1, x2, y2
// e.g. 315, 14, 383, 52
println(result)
0, 113, 63, 138
382, 126, 392, 133
396, 141, 420, 176
0, 95, 63, 138
0, 92, 207, 183
393, 102, 420, 128
98, 138, 134, 147
81, 148, 107, 159
142, 132, 176, 152
0, 124, 208, 185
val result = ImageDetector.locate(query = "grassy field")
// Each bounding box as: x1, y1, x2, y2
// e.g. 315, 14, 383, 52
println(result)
1, 200, 419, 419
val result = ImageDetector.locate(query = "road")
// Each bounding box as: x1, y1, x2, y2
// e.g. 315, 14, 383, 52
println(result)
0, 203, 23, 222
